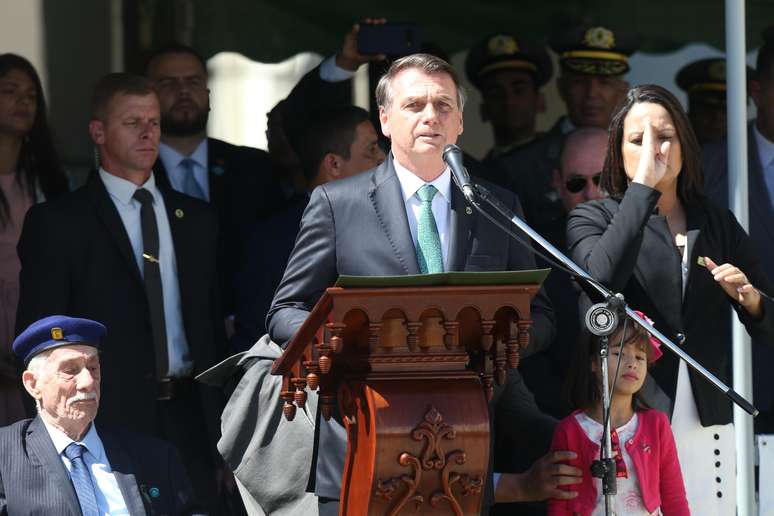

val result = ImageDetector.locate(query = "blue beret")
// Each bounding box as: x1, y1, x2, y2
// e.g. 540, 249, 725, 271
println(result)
13, 315, 107, 365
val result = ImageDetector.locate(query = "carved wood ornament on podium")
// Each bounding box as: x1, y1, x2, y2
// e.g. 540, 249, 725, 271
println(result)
273, 282, 539, 515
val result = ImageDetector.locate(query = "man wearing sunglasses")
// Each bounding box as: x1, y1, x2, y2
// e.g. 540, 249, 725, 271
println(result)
518, 128, 606, 427
553, 128, 605, 215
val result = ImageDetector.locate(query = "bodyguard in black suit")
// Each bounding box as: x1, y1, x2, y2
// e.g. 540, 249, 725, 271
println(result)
1, 315, 200, 515
146, 43, 285, 318
15, 74, 225, 508
268, 53, 579, 514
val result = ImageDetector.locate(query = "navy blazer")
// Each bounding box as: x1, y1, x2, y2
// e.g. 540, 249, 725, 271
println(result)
0, 417, 200, 515
154, 137, 285, 315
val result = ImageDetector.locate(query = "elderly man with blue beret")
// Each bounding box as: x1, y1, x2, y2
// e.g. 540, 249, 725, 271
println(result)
0, 316, 201, 516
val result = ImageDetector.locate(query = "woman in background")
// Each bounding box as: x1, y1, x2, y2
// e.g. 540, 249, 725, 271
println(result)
567, 84, 774, 515
0, 54, 68, 425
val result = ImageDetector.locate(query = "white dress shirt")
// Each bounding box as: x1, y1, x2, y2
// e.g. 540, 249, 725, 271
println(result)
393, 156, 452, 269
754, 124, 774, 205
158, 139, 210, 201
42, 420, 129, 515
99, 169, 193, 377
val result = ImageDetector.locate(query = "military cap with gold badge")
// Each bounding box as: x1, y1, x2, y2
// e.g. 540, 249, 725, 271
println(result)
465, 33, 553, 90
13, 315, 106, 365
676, 58, 754, 106
550, 24, 639, 76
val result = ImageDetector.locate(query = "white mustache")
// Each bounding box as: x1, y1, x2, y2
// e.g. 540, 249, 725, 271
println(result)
67, 391, 97, 406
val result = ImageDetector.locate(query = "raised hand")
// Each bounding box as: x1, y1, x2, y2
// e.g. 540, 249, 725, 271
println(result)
705, 256, 763, 318
633, 117, 671, 188
336, 19, 387, 72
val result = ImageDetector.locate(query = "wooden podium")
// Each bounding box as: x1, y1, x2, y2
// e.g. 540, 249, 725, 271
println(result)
273, 273, 545, 515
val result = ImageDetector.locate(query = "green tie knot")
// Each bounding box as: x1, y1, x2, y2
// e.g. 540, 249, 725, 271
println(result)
416, 184, 438, 203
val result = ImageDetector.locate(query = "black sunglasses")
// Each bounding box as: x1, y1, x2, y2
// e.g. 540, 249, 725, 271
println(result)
564, 173, 601, 194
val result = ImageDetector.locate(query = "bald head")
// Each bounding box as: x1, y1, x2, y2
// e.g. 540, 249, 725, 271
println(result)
555, 128, 607, 212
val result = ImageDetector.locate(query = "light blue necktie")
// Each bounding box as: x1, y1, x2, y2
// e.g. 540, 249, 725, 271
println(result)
415, 185, 443, 274
64, 443, 99, 516
180, 158, 206, 201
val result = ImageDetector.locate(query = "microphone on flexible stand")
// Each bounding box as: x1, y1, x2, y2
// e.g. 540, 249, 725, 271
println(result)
442, 144, 476, 203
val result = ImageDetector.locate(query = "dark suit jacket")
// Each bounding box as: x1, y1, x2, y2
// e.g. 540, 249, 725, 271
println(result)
15, 174, 225, 459
232, 194, 309, 351
0, 417, 200, 515
267, 156, 556, 504
567, 182, 774, 426
703, 123, 774, 417
154, 137, 284, 315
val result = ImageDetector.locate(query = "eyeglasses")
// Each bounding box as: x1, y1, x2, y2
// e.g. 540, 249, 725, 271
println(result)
564, 173, 601, 194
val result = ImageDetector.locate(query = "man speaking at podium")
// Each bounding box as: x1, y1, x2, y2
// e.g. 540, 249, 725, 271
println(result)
268, 53, 577, 514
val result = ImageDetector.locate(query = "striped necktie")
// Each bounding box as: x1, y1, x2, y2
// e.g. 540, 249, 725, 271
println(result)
63, 443, 99, 516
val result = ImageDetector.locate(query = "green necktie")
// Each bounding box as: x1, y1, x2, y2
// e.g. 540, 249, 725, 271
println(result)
415, 184, 443, 274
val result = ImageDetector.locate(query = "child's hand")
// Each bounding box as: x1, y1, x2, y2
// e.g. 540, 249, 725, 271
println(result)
704, 257, 762, 318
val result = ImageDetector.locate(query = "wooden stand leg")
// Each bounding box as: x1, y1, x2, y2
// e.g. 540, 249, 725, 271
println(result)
339, 378, 489, 515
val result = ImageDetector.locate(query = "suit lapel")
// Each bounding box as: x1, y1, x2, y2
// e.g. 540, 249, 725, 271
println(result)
26, 417, 82, 513
634, 215, 683, 323
683, 201, 706, 303
747, 128, 774, 243
447, 182, 475, 271
207, 138, 228, 209
152, 158, 173, 192
100, 431, 148, 515
162, 190, 192, 306
369, 158, 420, 274
87, 175, 143, 285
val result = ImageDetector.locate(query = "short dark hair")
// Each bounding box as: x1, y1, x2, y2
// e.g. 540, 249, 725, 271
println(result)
91, 73, 156, 120
600, 84, 703, 203
566, 320, 654, 412
296, 106, 371, 181
375, 53, 466, 111
144, 42, 208, 76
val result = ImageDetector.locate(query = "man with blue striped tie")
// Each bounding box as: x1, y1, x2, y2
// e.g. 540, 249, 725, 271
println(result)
0, 316, 201, 515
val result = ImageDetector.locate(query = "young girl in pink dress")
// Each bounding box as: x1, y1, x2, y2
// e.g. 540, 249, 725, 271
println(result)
548, 314, 689, 516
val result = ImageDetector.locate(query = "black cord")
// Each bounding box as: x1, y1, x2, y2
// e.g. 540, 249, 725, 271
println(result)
466, 190, 610, 296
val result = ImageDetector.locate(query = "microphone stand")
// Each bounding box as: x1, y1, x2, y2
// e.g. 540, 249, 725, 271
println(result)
463, 180, 757, 418
460, 180, 759, 514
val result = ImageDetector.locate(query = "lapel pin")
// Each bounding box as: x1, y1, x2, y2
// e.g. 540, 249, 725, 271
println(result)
175, 208, 184, 219
697, 256, 706, 268
149, 486, 160, 498
465, 206, 473, 215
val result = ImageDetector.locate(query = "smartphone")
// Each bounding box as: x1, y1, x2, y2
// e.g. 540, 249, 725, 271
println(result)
357, 22, 422, 57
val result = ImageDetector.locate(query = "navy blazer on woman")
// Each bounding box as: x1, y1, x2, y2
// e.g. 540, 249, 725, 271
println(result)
567, 182, 774, 426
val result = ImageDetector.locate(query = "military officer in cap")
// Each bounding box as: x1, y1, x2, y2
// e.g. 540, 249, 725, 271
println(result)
0, 315, 200, 515
465, 33, 553, 175
676, 57, 754, 143
486, 24, 636, 243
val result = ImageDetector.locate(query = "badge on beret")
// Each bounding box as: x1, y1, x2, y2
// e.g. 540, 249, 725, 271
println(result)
708, 61, 726, 81
584, 27, 616, 49
488, 34, 519, 56
51, 328, 64, 340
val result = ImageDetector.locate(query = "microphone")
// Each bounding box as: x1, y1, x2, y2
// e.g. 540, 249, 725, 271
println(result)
442, 144, 476, 203
585, 304, 619, 337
